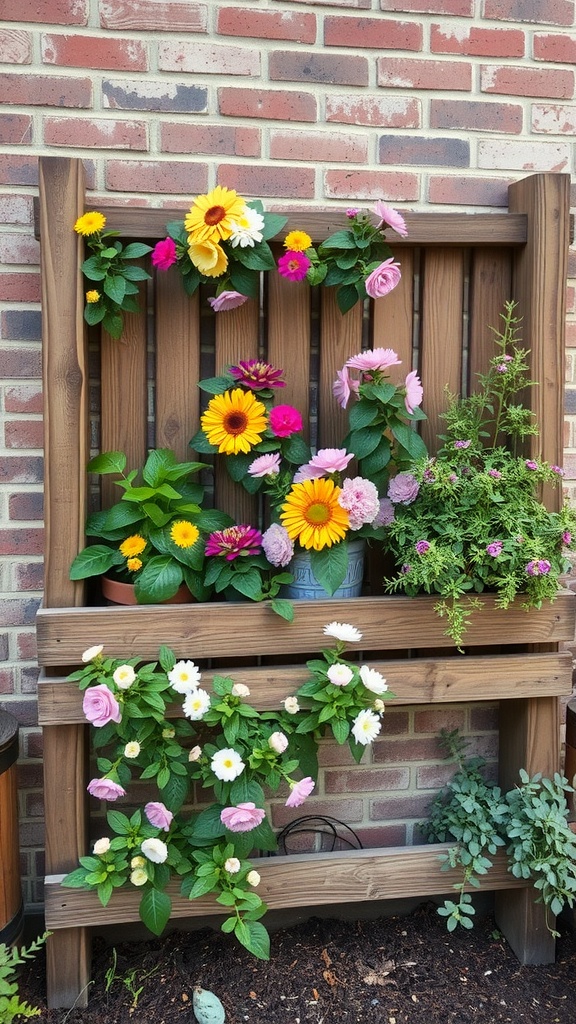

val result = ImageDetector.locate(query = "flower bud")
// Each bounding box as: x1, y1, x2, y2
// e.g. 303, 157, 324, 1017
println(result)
268, 731, 288, 754
246, 870, 261, 887
93, 837, 110, 856
188, 745, 202, 762
224, 857, 241, 875
231, 683, 250, 697
130, 868, 148, 887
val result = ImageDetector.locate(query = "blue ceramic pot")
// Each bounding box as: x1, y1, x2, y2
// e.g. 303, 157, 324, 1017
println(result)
283, 539, 365, 600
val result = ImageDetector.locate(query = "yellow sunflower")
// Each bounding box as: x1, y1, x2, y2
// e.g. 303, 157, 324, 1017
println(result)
74, 211, 106, 236
170, 520, 200, 549
184, 186, 246, 244
284, 230, 312, 252
187, 239, 228, 278
201, 388, 267, 455
119, 535, 147, 558
280, 478, 350, 551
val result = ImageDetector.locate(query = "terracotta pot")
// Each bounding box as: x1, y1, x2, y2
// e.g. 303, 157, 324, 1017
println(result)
101, 576, 193, 605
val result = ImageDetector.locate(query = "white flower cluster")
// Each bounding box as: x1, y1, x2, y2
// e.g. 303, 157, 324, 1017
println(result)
168, 659, 211, 722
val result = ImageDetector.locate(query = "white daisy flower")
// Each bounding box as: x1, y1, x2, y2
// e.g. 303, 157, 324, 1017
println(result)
327, 663, 354, 687
246, 869, 261, 887
228, 205, 265, 248
182, 688, 211, 721
359, 665, 388, 695
113, 664, 136, 689
211, 748, 245, 782
224, 857, 241, 875
323, 622, 362, 643
351, 709, 382, 746
168, 660, 201, 693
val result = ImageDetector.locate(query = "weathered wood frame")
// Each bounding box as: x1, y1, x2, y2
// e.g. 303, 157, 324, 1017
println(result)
36, 157, 573, 1008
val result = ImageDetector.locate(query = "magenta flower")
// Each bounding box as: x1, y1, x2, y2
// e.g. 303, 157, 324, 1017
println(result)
552, 465, 565, 476
87, 778, 126, 801
338, 477, 380, 530
486, 541, 503, 557
497, 363, 508, 373
151, 237, 177, 270
230, 359, 285, 390
277, 250, 311, 282
208, 291, 248, 312
346, 207, 360, 218
525, 460, 538, 470
372, 497, 395, 527
294, 447, 354, 482
404, 370, 423, 415
415, 540, 430, 555
205, 525, 262, 561
248, 452, 281, 478
488, 469, 502, 479
401, 563, 411, 574
347, 347, 401, 374
83, 684, 121, 728
563, 531, 572, 545
145, 801, 173, 832
262, 523, 294, 567
525, 559, 551, 576
220, 802, 266, 833
269, 404, 303, 437
285, 776, 315, 808
388, 472, 420, 505
423, 469, 436, 483
454, 440, 471, 450
373, 200, 408, 237
364, 258, 402, 300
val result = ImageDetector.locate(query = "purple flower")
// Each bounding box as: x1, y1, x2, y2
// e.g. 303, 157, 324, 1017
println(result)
372, 497, 395, 528
83, 684, 121, 728
449, 473, 458, 484
220, 802, 266, 833
486, 541, 503, 557
230, 359, 285, 390
387, 472, 420, 505
552, 465, 565, 476
488, 469, 502, 479
423, 469, 436, 483
364, 258, 402, 300
285, 776, 315, 808
262, 523, 294, 567
208, 291, 248, 312
346, 207, 360, 218
525, 460, 538, 470
525, 559, 551, 576
454, 440, 471, 450
497, 363, 508, 373
205, 524, 262, 561
151, 237, 177, 270
145, 801, 173, 832
401, 563, 411, 574
87, 778, 126, 801
563, 531, 572, 545
415, 540, 430, 555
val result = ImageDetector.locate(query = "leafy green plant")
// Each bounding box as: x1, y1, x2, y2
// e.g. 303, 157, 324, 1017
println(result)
0, 933, 49, 1023
423, 730, 576, 934
104, 947, 160, 1010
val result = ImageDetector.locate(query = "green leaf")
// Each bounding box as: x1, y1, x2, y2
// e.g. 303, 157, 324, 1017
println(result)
187, 872, 219, 899
391, 422, 428, 460
269, 597, 294, 622
84, 302, 106, 325
188, 805, 226, 842
69, 545, 118, 579
134, 557, 183, 603
106, 809, 131, 835
260, 212, 288, 240
139, 888, 172, 936
235, 919, 270, 960
198, 374, 234, 395
103, 274, 127, 306
229, 261, 258, 297
87, 451, 127, 475
309, 544, 348, 596
320, 229, 356, 251
331, 718, 350, 744
348, 398, 379, 431
235, 240, 276, 271
61, 868, 89, 888
348, 423, 383, 459
122, 242, 153, 259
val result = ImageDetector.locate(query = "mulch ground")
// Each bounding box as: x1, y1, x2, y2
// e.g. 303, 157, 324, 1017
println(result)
19, 902, 576, 1024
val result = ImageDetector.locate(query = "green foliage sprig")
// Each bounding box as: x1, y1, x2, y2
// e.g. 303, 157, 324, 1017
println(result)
0, 934, 49, 1023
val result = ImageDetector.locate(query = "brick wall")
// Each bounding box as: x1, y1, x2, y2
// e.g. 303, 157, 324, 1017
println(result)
0, 0, 575, 911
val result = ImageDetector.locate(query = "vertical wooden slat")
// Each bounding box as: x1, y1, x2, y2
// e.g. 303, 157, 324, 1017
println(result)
267, 272, 311, 441
318, 291, 364, 449
372, 247, 415, 374
468, 249, 513, 388
419, 248, 465, 452
155, 273, 201, 461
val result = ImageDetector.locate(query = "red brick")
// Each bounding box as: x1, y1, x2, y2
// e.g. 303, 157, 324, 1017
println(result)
414, 708, 467, 734
0, 456, 43, 484
270, 129, 368, 163
373, 737, 444, 763
159, 40, 259, 76
5, 419, 44, 450
0, 670, 14, 695
356, 825, 407, 847
0, 348, 42, 377
217, 163, 315, 199
16, 631, 37, 661
469, 705, 499, 731
370, 793, 433, 819
44, 116, 148, 151
380, 711, 411, 735
100, 0, 207, 31
0, 155, 39, 187
431, 24, 525, 57
23, 728, 43, 758
3, 0, 88, 23
271, 797, 363, 829
0, 72, 92, 107
14, 562, 44, 591
483, 0, 575, 26
0, 592, 42, 619
161, 122, 260, 158
325, 15, 422, 50
0, 115, 32, 145
379, 135, 469, 166
42, 33, 148, 71
218, 7, 316, 44
431, 98, 523, 134
0, 28, 32, 63
287, 0, 369, 6
478, 139, 570, 171
534, 33, 576, 64
327, 94, 420, 128
416, 763, 461, 789
219, 87, 317, 123
269, 50, 368, 87
0, 194, 33, 225
103, 79, 207, 114
325, 767, 409, 793
428, 175, 510, 207
378, 57, 471, 91
4, 384, 43, 413
8, 490, 43, 519
532, 103, 576, 134
481, 65, 574, 99
0, 633, 8, 660
324, 169, 419, 202
0, 235, 40, 266
105, 160, 208, 195
380, 0, 473, 12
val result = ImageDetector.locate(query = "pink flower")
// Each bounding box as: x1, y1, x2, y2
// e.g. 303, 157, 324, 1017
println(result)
346, 207, 360, 218
346, 347, 401, 373
269, 404, 303, 437
220, 802, 266, 833
486, 541, 503, 557
372, 497, 395, 527
563, 531, 572, 545
144, 801, 173, 832
87, 778, 126, 801
151, 237, 177, 270
333, 367, 352, 409
525, 460, 538, 470
526, 559, 551, 576
208, 291, 248, 312
277, 250, 311, 282
373, 201, 408, 237
249, 453, 281, 478
338, 477, 380, 530
262, 523, 294, 567
552, 465, 565, 476
285, 776, 315, 808
294, 447, 354, 482
415, 540, 430, 555
364, 258, 402, 300
205, 525, 262, 560
404, 370, 423, 415
83, 684, 122, 728
230, 359, 285, 390
488, 469, 502, 479
387, 472, 420, 505
454, 440, 471, 449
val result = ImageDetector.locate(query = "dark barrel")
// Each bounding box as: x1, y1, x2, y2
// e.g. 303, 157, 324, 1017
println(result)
0, 709, 23, 946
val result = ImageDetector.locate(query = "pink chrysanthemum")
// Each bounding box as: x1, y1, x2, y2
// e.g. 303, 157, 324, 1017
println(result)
404, 370, 423, 415
205, 525, 262, 561
230, 359, 286, 390
151, 237, 177, 270
248, 452, 281, 478
293, 447, 355, 482
269, 404, 303, 437
338, 477, 380, 530
373, 201, 408, 237
277, 250, 311, 282
208, 291, 248, 312
262, 523, 294, 567
346, 347, 402, 374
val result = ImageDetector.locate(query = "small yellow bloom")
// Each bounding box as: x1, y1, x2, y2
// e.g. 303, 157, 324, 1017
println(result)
86, 290, 100, 303
284, 230, 312, 252
127, 557, 142, 572
119, 535, 147, 558
74, 211, 106, 236
187, 238, 228, 278
170, 520, 200, 549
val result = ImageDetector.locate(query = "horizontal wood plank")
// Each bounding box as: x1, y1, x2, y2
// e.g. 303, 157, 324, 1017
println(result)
35, 591, 575, 667
44, 845, 526, 930
37, 652, 573, 725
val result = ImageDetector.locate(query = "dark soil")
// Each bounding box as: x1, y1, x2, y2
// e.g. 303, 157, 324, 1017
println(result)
18, 903, 576, 1024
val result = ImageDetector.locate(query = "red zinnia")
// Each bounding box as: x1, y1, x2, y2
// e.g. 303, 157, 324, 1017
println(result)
230, 359, 286, 390
205, 525, 263, 561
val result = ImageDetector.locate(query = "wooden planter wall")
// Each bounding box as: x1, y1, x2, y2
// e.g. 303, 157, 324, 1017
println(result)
36, 158, 574, 1008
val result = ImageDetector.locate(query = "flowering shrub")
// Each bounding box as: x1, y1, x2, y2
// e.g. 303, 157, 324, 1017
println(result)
382, 302, 576, 646
62, 623, 394, 958
74, 211, 152, 339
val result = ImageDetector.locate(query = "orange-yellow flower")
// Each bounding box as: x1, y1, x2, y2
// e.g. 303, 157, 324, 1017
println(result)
280, 478, 349, 551
74, 211, 106, 236
119, 535, 147, 558
127, 557, 143, 572
284, 230, 312, 252
201, 389, 267, 455
170, 520, 200, 549
184, 186, 246, 244
187, 239, 228, 278
86, 290, 100, 303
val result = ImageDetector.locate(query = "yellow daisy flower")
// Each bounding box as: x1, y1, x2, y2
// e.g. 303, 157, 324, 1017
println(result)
127, 557, 143, 572
201, 388, 267, 455
187, 239, 228, 278
119, 535, 147, 558
284, 230, 312, 252
74, 211, 106, 236
280, 478, 350, 551
170, 520, 200, 549
184, 186, 246, 244
86, 290, 100, 303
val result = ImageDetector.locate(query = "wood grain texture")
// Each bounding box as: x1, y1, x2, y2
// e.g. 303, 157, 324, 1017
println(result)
373, 247, 414, 372
318, 289, 364, 449
46, 928, 91, 1009
468, 249, 514, 388
155, 271, 201, 459
420, 248, 465, 450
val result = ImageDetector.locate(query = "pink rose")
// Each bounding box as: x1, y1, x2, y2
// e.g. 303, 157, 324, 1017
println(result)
208, 290, 248, 312
83, 684, 122, 728
285, 776, 315, 808
364, 258, 402, 300
144, 801, 173, 831
87, 778, 126, 801
220, 802, 266, 833
269, 404, 303, 438
151, 237, 177, 271
387, 472, 420, 505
